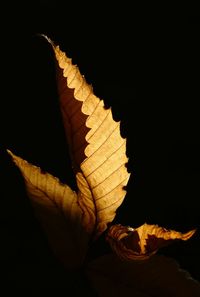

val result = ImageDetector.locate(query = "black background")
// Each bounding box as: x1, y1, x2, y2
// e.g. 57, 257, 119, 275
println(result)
0, 1, 200, 295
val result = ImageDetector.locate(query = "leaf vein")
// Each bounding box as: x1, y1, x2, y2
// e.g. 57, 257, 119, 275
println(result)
87, 108, 111, 141
82, 121, 120, 165
91, 163, 125, 190
95, 176, 128, 201
85, 140, 126, 178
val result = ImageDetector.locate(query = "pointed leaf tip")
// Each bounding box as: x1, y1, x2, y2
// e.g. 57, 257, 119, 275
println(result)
6, 149, 16, 161
181, 228, 196, 240
38, 33, 51, 42
36, 33, 56, 49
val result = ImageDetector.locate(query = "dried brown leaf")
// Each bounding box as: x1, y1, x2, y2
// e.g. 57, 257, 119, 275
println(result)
106, 223, 196, 260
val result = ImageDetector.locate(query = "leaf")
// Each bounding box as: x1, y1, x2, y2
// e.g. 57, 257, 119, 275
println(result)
106, 223, 196, 260
41, 35, 131, 238
86, 253, 200, 297
7, 149, 88, 270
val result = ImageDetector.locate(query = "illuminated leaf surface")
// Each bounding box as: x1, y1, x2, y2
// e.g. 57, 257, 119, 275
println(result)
5, 36, 197, 277
106, 223, 196, 260
7, 150, 88, 270
43, 35, 131, 237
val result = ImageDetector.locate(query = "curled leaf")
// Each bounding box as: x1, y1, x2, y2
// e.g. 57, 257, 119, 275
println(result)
42, 35, 131, 238
7, 150, 88, 270
106, 223, 196, 260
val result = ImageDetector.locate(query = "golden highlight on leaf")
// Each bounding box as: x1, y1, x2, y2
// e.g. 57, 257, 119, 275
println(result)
7, 149, 88, 269
106, 223, 196, 260
42, 35, 131, 237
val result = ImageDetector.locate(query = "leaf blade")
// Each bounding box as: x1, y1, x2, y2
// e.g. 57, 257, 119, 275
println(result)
7, 149, 88, 270
43, 35, 131, 237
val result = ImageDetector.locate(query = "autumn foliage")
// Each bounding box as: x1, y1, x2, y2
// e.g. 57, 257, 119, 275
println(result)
5, 35, 200, 296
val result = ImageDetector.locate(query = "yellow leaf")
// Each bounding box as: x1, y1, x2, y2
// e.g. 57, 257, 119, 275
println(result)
106, 223, 196, 260
7, 149, 88, 270
42, 35, 131, 238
